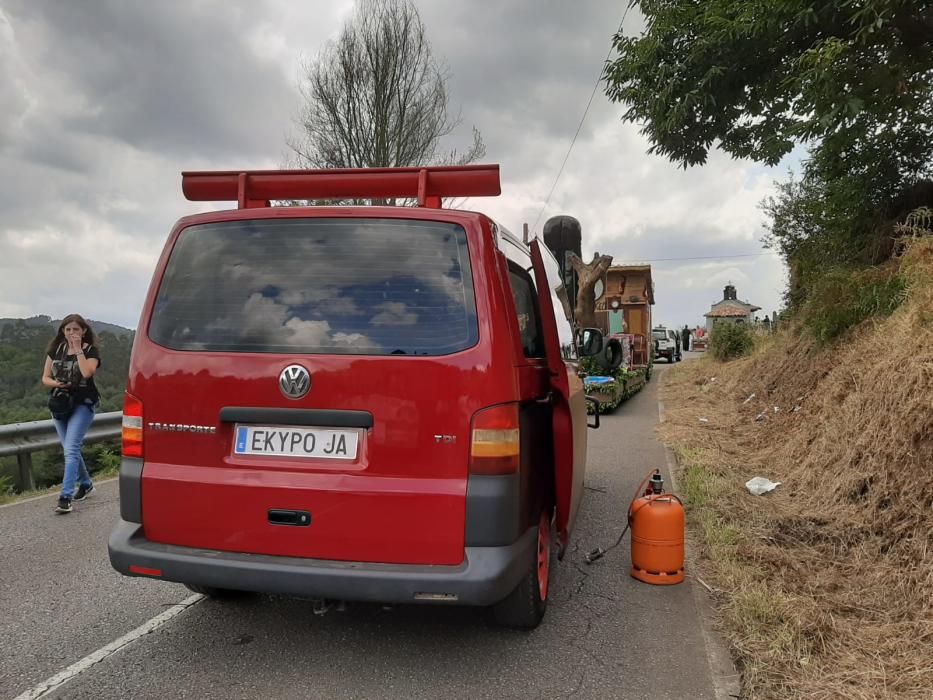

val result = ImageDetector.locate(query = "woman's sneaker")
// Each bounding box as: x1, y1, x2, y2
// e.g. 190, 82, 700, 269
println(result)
73, 484, 94, 501
55, 498, 73, 514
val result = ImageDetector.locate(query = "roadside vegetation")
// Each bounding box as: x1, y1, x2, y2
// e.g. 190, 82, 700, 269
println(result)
0, 474, 15, 505
661, 238, 933, 699
605, 2, 933, 695
709, 323, 755, 362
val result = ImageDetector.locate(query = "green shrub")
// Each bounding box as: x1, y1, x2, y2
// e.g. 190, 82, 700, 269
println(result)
0, 474, 13, 503
0, 452, 62, 490
91, 447, 121, 478
710, 322, 754, 361
800, 267, 906, 346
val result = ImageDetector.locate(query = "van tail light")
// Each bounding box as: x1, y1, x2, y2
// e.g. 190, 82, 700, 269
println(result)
469, 403, 520, 475
122, 392, 144, 458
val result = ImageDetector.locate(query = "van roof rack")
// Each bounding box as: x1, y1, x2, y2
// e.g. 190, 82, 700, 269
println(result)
181, 164, 501, 210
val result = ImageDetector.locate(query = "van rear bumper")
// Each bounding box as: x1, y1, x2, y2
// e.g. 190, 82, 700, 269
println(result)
108, 519, 535, 606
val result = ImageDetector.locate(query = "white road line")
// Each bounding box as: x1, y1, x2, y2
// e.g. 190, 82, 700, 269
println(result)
659, 403, 740, 700
664, 446, 680, 494
657, 400, 681, 493
0, 492, 59, 508
13, 594, 204, 700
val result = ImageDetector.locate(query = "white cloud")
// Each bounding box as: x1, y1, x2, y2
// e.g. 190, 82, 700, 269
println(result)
283, 317, 335, 346
0, 0, 792, 334
0, 8, 35, 149
370, 302, 418, 327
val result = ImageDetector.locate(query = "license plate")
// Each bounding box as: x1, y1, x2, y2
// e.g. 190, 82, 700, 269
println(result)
233, 425, 359, 460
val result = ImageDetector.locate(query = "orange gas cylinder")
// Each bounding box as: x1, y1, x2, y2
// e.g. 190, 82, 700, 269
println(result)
629, 491, 685, 585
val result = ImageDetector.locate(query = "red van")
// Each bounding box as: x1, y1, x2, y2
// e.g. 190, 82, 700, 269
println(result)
109, 165, 603, 628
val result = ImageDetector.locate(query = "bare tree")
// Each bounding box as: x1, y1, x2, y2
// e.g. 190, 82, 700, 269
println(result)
289, 0, 484, 171
561, 252, 613, 330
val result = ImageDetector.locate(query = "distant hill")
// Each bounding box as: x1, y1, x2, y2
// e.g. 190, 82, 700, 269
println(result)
0, 315, 134, 339
0, 317, 134, 491
0, 317, 134, 425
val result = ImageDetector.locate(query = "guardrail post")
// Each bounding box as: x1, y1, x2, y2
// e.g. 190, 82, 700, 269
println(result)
16, 452, 36, 492
1, 412, 122, 495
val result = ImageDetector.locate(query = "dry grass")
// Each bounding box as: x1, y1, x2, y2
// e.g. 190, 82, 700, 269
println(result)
661, 240, 933, 699
0, 480, 61, 505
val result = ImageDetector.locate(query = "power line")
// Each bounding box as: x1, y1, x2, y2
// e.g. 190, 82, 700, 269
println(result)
531, 3, 633, 235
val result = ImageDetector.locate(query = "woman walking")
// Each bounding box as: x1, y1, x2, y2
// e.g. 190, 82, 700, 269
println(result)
41, 315, 101, 514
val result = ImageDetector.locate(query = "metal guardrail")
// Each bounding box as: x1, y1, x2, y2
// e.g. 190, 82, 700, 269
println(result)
0, 412, 122, 492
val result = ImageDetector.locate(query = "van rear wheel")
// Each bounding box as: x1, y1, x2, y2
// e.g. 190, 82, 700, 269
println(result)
492, 509, 551, 629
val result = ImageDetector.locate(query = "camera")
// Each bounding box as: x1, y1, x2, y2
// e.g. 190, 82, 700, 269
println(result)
52, 362, 73, 387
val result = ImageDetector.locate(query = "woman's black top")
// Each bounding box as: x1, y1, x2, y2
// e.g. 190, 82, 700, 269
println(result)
48, 344, 101, 405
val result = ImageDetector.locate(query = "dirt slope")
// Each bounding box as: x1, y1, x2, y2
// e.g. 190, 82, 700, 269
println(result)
660, 240, 933, 699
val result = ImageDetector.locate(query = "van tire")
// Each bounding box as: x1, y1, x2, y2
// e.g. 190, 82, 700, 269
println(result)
184, 583, 246, 599
492, 509, 551, 629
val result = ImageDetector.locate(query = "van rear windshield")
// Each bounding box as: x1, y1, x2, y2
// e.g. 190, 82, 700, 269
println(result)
149, 218, 478, 355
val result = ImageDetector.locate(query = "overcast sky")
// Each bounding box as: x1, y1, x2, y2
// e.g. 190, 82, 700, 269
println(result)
0, 0, 792, 331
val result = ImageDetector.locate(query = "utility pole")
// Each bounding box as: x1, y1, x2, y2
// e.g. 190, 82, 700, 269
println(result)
522, 223, 529, 245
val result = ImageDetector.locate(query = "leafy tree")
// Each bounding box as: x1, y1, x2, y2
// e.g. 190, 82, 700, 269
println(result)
290, 0, 484, 171
605, 1, 933, 173
605, 0, 933, 308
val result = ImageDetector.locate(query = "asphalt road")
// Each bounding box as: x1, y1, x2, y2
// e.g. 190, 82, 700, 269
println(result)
0, 359, 735, 700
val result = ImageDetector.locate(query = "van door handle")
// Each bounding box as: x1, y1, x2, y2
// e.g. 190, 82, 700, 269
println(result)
536, 392, 554, 405
268, 509, 311, 527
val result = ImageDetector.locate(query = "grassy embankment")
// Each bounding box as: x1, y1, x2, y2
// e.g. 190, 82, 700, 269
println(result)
660, 240, 933, 699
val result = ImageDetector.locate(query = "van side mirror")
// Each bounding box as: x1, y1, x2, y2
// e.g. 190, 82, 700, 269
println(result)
578, 328, 603, 356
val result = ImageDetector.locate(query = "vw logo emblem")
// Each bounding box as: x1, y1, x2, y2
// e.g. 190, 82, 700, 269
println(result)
279, 365, 311, 399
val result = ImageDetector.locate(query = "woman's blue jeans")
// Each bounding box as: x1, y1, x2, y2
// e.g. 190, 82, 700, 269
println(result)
52, 403, 96, 500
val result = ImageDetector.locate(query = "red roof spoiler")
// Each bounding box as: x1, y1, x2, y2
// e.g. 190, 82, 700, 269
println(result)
181, 164, 501, 209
